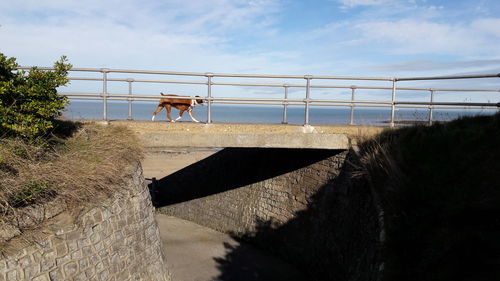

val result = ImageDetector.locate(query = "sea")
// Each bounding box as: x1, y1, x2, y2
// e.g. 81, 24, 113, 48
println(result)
63, 100, 497, 126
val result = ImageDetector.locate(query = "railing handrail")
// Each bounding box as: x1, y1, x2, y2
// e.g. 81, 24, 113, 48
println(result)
18, 65, 500, 82
18, 66, 394, 80
15, 66, 500, 126
65, 76, 500, 93
396, 73, 500, 81
61, 92, 499, 107
58, 92, 499, 104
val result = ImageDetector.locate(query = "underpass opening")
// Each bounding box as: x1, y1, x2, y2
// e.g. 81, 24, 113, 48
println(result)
151, 147, 382, 281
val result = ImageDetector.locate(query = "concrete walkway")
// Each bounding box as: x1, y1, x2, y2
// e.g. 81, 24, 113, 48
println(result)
156, 215, 308, 281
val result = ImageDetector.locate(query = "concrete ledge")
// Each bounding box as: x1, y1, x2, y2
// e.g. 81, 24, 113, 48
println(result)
109, 121, 385, 149
142, 132, 350, 149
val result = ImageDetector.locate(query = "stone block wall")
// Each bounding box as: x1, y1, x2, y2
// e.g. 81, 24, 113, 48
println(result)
0, 163, 170, 281
155, 148, 381, 281
157, 148, 347, 234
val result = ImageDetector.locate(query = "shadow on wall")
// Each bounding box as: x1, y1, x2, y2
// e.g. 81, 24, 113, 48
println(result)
152, 148, 340, 207
213, 151, 381, 281
151, 148, 381, 281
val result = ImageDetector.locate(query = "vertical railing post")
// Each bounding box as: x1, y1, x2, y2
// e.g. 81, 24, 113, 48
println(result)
206, 73, 214, 123
304, 75, 312, 125
127, 78, 134, 120
390, 78, 397, 127
428, 89, 435, 125
101, 68, 109, 121
349, 86, 356, 125
282, 84, 289, 124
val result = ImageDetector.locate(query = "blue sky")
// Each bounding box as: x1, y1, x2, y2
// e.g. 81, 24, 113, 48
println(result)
1, 0, 499, 102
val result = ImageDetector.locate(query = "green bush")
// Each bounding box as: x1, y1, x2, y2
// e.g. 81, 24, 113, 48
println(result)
0, 53, 72, 138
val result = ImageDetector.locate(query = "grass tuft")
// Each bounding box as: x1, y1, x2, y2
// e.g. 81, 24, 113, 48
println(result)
0, 122, 143, 220
8, 182, 54, 208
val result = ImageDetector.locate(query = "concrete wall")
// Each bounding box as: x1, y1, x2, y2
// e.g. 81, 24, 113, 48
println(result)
0, 163, 170, 281
114, 121, 385, 149
155, 148, 381, 281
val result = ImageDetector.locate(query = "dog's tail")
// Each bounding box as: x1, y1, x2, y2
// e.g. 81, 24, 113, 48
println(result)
160, 92, 179, 97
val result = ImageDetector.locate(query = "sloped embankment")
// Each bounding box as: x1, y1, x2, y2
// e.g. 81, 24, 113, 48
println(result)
357, 112, 500, 281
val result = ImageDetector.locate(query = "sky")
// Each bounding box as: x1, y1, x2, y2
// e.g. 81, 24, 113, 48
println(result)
1, 0, 499, 103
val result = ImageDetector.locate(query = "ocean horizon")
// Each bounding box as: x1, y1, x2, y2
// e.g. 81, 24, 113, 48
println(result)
63, 100, 497, 126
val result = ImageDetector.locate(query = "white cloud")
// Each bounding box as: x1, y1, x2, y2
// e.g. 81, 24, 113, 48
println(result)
370, 59, 500, 72
1, 0, 499, 86
352, 19, 500, 56
471, 18, 500, 37
1, 21, 296, 74
0, 0, 293, 73
337, 0, 393, 8
0, 0, 281, 36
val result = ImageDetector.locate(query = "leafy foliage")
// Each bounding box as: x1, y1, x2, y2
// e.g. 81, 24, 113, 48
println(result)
0, 53, 72, 138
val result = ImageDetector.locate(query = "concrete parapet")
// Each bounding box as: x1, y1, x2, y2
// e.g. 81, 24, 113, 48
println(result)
110, 121, 384, 149
142, 132, 349, 149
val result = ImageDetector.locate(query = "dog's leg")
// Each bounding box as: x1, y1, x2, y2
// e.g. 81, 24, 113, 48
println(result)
166, 104, 174, 122
188, 108, 200, 123
151, 105, 164, 121
175, 109, 186, 122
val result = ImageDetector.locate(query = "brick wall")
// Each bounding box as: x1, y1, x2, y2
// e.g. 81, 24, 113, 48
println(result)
156, 148, 381, 281
0, 163, 170, 281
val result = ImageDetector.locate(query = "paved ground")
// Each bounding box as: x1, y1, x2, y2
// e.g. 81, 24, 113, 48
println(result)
142, 149, 307, 281
114, 120, 384, 136
156, 215, 307, 281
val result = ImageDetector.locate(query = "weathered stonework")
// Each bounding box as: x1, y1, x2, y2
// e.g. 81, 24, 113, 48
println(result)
158, 149, 348, 234
0, 163, 170, 281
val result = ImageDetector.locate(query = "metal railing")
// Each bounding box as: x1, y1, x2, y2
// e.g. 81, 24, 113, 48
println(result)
17, 67, 500, 126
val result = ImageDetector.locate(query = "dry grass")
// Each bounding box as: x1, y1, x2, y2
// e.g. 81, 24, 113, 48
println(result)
353, 113, 500, 281
0, 123, 143, 221
353, 132, 406, 196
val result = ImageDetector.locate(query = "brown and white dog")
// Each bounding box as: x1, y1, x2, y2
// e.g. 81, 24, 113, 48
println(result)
151, 93, 204, 122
